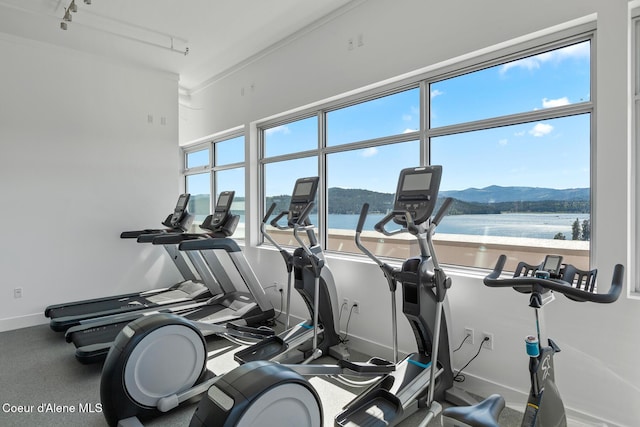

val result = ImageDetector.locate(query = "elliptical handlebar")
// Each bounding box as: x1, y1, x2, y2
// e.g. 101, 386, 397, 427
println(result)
293, 202, 318, 257
356, 203, 370, 234
373, 209, 412, 236
372, 197, 453, 237
355, 203, 384, 268
264, 202, 277, 223
432, 197, 453, 227
484, 255, 624, 304
262, 203, 287, 252
293, 201, 315, 228
269, 211, 290, 230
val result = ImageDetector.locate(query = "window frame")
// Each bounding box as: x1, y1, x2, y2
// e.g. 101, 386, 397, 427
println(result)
633, 13, 640, 293
259, 86, 423, 249
181, 130, 246, 233
256, 25, 595, 271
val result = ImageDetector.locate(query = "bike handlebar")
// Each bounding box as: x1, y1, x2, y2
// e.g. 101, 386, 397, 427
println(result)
484, 255, 624, 304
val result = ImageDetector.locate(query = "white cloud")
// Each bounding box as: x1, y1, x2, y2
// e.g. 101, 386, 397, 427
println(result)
362, 147, 378, 157
403, 128, 418, 134
542, 97, 570, 108
500, 57, 541, 75
500, 42, 589, 75
264, 125, 291, 135
430, 89, 444, 98
529, 122, 554, 137
498, 138, 508, 146
514, 131, 526, 137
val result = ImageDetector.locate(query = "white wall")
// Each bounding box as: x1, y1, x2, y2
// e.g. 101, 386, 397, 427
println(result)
181, 0, 638, 425
0, 35, 182, 331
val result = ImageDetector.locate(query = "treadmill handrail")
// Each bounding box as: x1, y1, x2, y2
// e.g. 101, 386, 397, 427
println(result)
178, 237, 242, 253
152, 233, 209, 245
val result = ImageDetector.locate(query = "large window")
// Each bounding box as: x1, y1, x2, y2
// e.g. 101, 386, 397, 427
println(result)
429, 39, 592, 270
259, 33, 594, 271
326, 141, 420, 256
260, 89, 421, 255
182, 132, 246, 238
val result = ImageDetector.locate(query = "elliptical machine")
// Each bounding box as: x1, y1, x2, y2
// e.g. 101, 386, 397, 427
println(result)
99, 177, 347, 427
188, 165, 475, 427
334, 165, 473, 426
441, 254, 624, 427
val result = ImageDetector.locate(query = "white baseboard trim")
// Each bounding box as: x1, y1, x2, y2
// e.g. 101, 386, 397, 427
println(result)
0, 313, 48, 332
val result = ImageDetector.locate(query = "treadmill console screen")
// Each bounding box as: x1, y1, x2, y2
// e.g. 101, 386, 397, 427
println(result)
170, 193, 191, 226
211, 191, 235, 227
289, 176, 319, 224
393, 166, 442, 226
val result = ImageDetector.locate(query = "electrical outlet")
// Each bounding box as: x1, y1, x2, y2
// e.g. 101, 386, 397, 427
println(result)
481, 332, 494, 350
14, 288, 23, 299
273, 281, 283, 293
352, 301, 360, 314
464, 327, 474, 345
342, 298, 349, 308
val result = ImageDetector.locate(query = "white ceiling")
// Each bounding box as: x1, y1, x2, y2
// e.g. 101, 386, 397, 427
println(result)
0, 0, 355, 90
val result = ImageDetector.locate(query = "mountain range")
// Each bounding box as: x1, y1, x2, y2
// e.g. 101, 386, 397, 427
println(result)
439, 185, 589, 203
190, 185, 590, 215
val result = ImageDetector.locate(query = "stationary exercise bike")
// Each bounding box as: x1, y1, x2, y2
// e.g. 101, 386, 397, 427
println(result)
99, 177, 347, 427
441, 254, 624, 427
188, 165, 476, 427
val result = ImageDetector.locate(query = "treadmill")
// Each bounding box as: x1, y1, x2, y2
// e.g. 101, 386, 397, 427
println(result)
44, 194, 214, 332
64, 192, 275, 364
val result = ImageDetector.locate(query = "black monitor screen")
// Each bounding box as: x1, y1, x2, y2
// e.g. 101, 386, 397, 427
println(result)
402, 172, 431, 192
217, 194, 230, 209
543, 255, 563, 274
176, 194, 189, 210
294, 181, 314, 197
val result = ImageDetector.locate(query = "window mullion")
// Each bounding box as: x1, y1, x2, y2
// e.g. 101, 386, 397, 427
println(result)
428, 102, 592, 139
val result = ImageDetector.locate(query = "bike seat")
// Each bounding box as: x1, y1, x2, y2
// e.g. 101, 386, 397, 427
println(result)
442, 394, 505, 427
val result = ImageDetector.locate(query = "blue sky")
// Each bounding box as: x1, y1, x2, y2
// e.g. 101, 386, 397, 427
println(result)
190, 40, 591, 198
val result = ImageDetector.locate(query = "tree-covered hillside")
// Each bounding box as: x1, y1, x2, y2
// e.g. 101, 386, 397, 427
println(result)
191, 185, 590, 216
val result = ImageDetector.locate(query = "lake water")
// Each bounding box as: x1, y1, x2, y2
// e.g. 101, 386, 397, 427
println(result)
328, 212, 590, 240
199, 212, 590, 240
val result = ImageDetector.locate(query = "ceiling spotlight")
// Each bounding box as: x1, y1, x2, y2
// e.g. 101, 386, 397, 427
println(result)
69, 0, 77, 13
60, 22, 68, 30
84, 0, 91, 4
63, 8, 72, 22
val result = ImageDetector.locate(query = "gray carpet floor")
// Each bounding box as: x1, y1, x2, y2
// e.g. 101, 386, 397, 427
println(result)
0, 323, 522, 427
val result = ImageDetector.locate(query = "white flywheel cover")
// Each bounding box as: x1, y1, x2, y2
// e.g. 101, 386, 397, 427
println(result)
236, 383, 321, 427
123, 324, 206, 407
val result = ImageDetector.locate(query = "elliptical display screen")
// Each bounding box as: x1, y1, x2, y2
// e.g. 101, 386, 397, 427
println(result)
289, 177, 319, 224
393, 166, 442, 226
293, 181, 315, 198
402, 172, 431, 192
